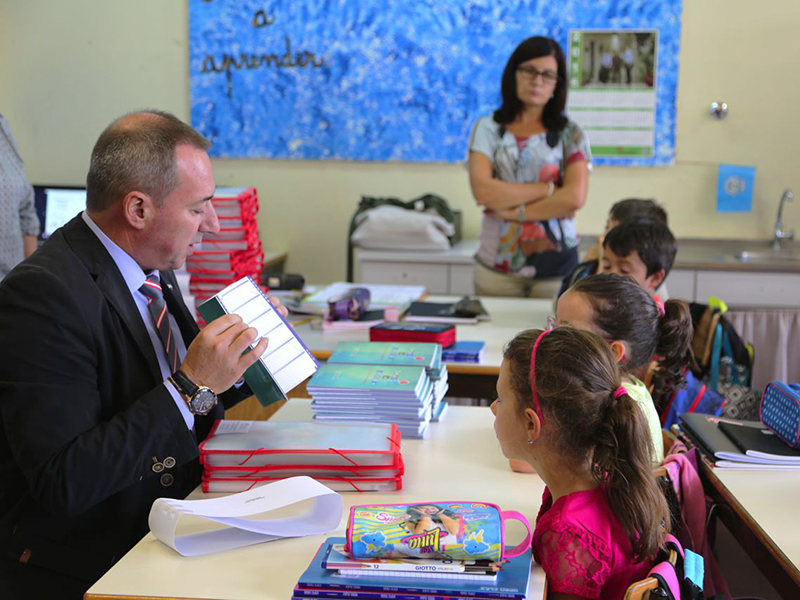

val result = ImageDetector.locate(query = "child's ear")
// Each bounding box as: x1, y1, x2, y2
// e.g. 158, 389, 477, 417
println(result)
523, 407, 542, 443
609, 340, 627, 363
645, 268, 666, 293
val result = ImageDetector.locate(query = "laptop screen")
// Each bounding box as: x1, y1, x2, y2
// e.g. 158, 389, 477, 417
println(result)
33, 186, 87, 240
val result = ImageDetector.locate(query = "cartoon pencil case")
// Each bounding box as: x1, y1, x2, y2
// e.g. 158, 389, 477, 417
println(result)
344, 501, 532, 561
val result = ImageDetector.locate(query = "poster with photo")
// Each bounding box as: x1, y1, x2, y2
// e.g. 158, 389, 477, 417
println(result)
567, 30, 658, 159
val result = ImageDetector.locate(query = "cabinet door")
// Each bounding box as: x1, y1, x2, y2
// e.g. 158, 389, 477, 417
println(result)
359, 262, 449, 294
448, 265, 475, 296
663, 269, 696, 302
695, 271, 800, 308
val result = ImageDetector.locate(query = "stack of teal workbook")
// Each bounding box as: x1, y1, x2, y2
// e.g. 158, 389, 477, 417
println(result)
307, 342, 450, 439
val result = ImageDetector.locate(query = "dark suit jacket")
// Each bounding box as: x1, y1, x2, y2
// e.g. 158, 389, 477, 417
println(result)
0, 215, 248, 587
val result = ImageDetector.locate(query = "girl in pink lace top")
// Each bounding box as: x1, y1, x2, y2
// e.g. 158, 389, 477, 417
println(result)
491, 327, 670, 599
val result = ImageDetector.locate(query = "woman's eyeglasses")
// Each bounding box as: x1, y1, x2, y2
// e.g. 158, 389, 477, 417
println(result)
516, 66, 559, 84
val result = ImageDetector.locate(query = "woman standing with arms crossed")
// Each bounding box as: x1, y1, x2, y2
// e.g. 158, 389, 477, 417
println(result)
0, 113, 39, 281
468, 37, 591, 298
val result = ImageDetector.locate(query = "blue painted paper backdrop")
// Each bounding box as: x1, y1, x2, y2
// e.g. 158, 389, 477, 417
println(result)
189, 0, 682, 165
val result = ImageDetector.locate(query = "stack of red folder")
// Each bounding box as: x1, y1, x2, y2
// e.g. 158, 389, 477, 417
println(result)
186, 187, 265, 309
199, 420, 404, 493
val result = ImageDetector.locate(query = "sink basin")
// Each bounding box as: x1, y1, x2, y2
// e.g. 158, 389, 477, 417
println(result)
735, 249, 800, 262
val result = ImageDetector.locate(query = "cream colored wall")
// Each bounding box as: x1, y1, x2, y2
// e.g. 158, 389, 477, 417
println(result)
1, 1, 798, 283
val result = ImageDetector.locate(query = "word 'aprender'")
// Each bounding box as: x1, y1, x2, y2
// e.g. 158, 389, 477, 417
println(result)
201, 36, 326, 97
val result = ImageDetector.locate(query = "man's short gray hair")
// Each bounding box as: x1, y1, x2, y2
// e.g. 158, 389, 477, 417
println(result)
86, 110, 211, 212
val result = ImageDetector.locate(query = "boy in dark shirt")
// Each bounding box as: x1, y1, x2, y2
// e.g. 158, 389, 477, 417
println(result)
558, 198, 668, 298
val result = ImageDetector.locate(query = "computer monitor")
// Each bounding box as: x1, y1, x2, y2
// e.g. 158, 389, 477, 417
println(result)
33, 185, 87, 240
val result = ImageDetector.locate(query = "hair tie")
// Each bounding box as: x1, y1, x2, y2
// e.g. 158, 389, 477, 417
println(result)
529, 329, 552, 425
612, 386, 628, 400
654, 297, 665, 317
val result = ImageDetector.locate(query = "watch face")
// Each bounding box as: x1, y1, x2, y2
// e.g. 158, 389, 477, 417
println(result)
191, 387, 218, 415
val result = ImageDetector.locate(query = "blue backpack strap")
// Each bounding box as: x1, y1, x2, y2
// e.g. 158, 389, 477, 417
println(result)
708, 323, 723, 390
684, 549, 705, 591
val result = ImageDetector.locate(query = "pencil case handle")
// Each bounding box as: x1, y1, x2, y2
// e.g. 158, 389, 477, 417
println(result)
500, 510, 532, 558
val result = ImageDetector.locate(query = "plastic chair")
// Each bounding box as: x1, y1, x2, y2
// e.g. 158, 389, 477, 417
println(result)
624, 534, 704, 599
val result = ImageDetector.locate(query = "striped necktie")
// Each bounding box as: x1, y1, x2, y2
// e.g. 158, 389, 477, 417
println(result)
139, 273, 179, 373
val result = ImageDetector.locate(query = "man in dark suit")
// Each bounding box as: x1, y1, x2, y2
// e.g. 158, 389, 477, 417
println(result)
0, 110, 279, 598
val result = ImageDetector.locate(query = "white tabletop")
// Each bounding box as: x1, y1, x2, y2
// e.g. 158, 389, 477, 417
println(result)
710, 468, 800, 578
295, 295, 553, 373
86, 400, 547, 600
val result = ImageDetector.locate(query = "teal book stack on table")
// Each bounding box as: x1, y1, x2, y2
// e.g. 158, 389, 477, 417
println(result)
327, 341, 449, 421
307, 363, 435, 438
295, 537, 533, 600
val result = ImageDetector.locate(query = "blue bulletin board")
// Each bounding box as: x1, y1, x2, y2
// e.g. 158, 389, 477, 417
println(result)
189, 0, 682, 165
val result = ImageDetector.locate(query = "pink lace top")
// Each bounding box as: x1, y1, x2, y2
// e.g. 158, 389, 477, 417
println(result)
532, 486, 652, 599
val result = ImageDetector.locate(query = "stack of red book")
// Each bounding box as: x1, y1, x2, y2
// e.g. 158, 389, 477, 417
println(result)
186, 187, 265, 308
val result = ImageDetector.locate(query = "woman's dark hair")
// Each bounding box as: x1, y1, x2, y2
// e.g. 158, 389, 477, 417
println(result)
503, 327, 669, 561
570, 274, 693, 403
493, 36, 568, 133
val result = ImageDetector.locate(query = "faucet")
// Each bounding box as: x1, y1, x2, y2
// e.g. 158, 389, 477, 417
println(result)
772, 189, 795, 251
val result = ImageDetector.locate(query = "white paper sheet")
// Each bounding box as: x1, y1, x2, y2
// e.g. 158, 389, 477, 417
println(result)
148, 476, 342, 556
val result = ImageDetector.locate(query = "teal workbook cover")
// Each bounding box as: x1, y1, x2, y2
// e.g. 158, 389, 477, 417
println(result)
328, 342, 441, 372
307, 364, 428, 397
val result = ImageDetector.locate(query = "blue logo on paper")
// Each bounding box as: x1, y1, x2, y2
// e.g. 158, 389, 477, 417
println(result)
717, 164, 755, 212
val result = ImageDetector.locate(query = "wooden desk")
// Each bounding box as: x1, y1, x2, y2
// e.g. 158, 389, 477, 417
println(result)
700, 462, 800, 599
86, 400, 546, 600
293, 295, 552, 398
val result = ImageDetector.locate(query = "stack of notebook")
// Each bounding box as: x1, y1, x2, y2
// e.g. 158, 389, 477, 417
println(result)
327, 341, 449, 420
185, 187, 264, 310
198, 420, 403, 492
678, 413, 800, 470
309, 342, 450, 438
442, 340, 486, 363
295, 537, 532, 600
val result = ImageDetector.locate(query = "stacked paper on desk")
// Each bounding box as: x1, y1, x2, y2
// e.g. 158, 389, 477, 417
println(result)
327, 341, 449, 421
296, 282, 426, 316
199, 420, 403, 492
308, 363, 437, 438
295, 537, 532, 599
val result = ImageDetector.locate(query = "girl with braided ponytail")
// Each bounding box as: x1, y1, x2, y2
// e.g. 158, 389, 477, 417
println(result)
555, 273, 693, 462
492, 327, 669, 599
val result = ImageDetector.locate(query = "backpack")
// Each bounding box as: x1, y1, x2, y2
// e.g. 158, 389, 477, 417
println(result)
688, 301, 760, 421
661, 371, 725, 430
689, 302, 753, 388
346, 194, 457, 282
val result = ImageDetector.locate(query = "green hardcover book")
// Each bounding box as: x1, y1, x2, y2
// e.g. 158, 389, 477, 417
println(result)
197, 276, 319, 407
